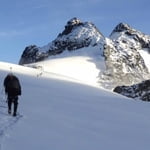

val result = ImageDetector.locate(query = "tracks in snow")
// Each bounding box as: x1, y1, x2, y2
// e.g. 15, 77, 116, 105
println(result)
0, 103, 22, 150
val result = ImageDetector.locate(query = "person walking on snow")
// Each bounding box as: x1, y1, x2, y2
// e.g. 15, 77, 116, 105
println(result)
3, 73, 21, 116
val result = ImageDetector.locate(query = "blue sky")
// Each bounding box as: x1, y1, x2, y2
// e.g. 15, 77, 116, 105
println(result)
0, 0, 150, 63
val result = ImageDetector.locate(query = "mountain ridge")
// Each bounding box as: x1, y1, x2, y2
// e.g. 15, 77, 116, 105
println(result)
19, 18, 150, 66
19, 17, 104, 65
101, 21, 150, 88
18, 17, 150, 98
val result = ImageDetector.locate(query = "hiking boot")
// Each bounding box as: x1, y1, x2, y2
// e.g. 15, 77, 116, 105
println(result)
13, 113, 17, 117
8, 110, 11, 114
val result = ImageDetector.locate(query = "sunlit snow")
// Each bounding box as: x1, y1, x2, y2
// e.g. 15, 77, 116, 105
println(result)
0, 47, 150, 150
139, 49, 150, 72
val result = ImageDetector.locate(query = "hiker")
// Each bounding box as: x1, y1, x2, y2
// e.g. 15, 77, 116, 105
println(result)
3, 73, 21, 116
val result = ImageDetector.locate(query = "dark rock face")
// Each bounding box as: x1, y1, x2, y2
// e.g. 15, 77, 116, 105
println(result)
112, 23, 131, 32
60, 17, 83, 35
19, 17, 104, 65
53, 17, 104, 50
113, 80, 150, 101
19, 45, 49, 65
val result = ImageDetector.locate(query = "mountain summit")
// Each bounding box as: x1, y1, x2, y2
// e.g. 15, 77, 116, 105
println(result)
19, 17, 105, 65
19, 18, 150, 90
101, 22, 150, 88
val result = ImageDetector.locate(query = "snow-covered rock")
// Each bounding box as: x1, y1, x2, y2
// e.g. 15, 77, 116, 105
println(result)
19, 17, 105, 65
100, 23, 150, 88
113, 79, 150, 101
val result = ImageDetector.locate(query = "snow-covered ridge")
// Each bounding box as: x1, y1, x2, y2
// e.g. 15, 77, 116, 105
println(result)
110, 22, 150, 50
19, 17, 104, 65
100, 22, 150, 88
19, 18, 150, 90
110, 22, 150, 73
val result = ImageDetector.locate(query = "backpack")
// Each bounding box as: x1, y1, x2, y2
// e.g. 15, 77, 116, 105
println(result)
6, 76, 21, 96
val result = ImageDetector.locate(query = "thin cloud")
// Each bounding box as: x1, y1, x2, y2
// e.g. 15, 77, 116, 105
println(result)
0, 30, 22, 37
32, 3, 49, 9
0, 28, 33, 38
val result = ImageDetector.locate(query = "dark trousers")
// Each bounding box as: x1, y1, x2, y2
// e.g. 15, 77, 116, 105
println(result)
7, 96, 18, 115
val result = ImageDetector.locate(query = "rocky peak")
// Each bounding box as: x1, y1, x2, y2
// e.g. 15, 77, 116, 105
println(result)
67, 17, 82, 26
111, 22, 132, 33
110, 22, 150, 50
19, 17, 104, 65
60, 17, 83, 36
53, 17, 104, 51
99, 22, 150, 89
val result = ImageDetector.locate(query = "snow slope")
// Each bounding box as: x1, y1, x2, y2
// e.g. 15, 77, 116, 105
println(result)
139, 49, 150, 72
26, 46, 105, 87
0, 61, 150, 150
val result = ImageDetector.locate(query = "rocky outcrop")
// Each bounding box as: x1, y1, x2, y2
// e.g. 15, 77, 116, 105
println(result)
113, 80, 150, 101
51, 18, 104, 50
19, 45, 49, 65
110, 23, 150, 50
99, 23, 150, 88
19, 17, 105, 65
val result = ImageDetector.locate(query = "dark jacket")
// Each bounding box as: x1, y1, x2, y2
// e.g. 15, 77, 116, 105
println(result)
4, 74, 21, 96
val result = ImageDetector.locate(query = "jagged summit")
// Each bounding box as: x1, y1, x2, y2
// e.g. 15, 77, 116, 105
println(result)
66, 17, 82, 26
60, 17, 83, 35
19, 17, 104, 65
51, 17, 104, 51
110, 22, 150, 49
111, 22, 132, 33
100, 22, 150, 88
59, 17, 103, 37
